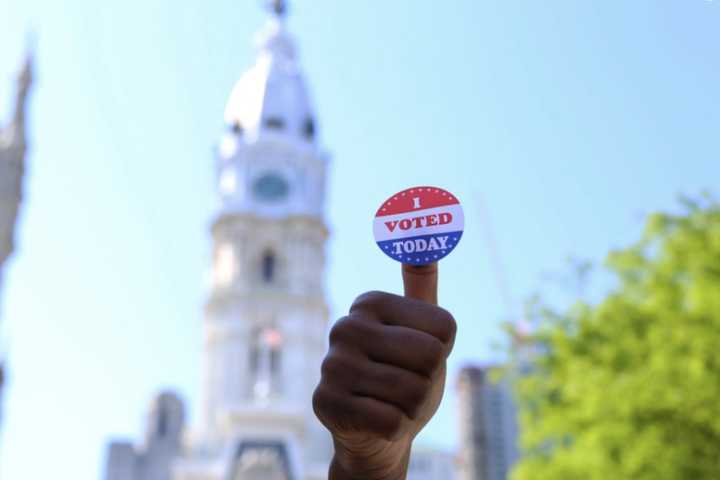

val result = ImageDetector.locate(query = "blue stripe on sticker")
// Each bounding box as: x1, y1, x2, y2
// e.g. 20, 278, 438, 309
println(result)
376, 230, 463, 266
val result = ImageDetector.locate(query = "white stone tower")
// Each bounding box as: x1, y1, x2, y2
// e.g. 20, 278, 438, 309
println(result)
104, 3, 331, 478
0, 51, 34, 416
175, 1, 332, 478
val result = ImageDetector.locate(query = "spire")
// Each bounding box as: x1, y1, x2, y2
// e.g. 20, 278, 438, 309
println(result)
2, 48, 34, 149
223, 0, 315, 145
13, 50, 34, 136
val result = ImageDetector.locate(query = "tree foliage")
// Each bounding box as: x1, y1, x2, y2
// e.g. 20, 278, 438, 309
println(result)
511, 197, 720, 480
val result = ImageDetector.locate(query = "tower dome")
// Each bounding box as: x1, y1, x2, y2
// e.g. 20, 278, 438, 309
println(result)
224, 8, 317, 144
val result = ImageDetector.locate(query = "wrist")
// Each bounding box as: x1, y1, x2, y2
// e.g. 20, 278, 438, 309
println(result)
329, 440, 412, 480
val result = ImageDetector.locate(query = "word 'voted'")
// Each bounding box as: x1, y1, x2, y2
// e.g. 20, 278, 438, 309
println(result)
384, 212, 453, 232
373, 186, 464, 266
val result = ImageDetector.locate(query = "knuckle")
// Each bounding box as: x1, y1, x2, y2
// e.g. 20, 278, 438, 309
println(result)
373, 366, 401, 387
319, 356, 335, 379
404, 378, 430, 418
420, 337, 446, 372
311, 385, 326, 412
349, 290, 388, 313
320, 352, 354, 382
312, 385, 333, 421
312, 385, 350, 432
435, 307, 457, 343
329, 314, 378, 347
328, 316, 353, 345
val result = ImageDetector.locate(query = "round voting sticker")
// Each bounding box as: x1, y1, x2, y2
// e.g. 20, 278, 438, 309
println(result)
374, 186, 464, 266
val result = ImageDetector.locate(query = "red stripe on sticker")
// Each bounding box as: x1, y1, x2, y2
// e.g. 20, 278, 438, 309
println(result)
375, 186, 460, 217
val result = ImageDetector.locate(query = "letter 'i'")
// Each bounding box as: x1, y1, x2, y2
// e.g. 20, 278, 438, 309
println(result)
413, 197, 421, 209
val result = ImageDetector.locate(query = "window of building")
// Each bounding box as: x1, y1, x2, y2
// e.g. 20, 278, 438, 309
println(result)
157, 407, 168, 437
249, 325, 283, 400
262, 251, 276, 283
230, 120, 243, 135
264, 117, 285, 130
302, 117, 315, 139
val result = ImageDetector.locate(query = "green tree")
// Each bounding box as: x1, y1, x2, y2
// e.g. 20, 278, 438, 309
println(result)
511, 197, 720, 480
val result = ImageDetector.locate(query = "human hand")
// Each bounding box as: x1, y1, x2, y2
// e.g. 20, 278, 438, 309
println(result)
313, 263, 456, 480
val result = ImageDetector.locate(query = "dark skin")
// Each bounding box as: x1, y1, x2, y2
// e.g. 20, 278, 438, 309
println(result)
313, 263, 456, 480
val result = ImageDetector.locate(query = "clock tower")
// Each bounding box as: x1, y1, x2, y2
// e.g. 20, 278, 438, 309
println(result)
175, 2, 332, 479
104, 3, 333, 479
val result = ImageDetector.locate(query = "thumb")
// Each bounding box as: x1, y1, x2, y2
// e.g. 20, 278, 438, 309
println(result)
402, 263, 438, 306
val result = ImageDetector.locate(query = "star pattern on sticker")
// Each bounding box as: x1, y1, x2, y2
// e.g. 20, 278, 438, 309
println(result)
381, 232, 463, 265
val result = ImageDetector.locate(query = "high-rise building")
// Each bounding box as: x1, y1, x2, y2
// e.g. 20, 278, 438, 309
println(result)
0, 51, 34, 425
457, 365, 519, 480
104, 2, 333, 479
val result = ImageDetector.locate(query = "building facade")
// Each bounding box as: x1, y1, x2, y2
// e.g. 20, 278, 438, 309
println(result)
105, 2, 332, 479
408, 448, 458, 480
0, 52, 34, 424
106, 392, 186, 480
457, 366, 519, 480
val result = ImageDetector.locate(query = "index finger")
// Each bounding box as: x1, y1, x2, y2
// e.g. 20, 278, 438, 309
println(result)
349, 290, 455, 345
402, 262, 438, 305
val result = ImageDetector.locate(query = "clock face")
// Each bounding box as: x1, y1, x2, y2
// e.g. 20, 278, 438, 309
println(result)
252, 172, 290, 202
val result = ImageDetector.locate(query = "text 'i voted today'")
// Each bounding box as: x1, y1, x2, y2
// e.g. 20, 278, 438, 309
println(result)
373, 186, 464, 266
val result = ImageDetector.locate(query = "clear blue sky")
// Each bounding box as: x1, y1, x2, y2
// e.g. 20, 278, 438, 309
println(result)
0, 0, 718, 478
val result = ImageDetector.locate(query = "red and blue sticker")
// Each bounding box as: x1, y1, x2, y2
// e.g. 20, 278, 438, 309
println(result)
374, 186, 464, 266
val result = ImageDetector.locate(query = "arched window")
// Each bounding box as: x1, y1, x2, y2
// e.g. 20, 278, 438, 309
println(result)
303, 117, 315, 140
232, 442, 291, 480
262, 251, 276, 283
157, 407, 168, 437
230, 120, 243, 135
264, 117, 285, 130
249, 325, 283, 400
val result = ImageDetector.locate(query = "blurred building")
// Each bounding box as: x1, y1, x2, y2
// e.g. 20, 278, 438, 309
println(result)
106, 392, 186, 480
104, 1, 332, 479
457, 365, 519, 480
0, 52, 34, 425
408, 448, 458, 480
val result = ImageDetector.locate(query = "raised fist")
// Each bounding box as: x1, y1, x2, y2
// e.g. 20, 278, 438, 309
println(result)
313, 264, 456, 480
